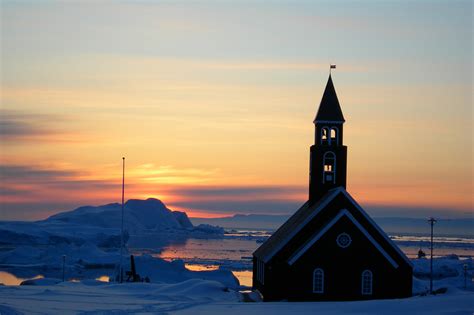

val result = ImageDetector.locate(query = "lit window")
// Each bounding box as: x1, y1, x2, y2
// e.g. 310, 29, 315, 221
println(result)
362, 270, 373, 295
321, 128, 329, 145
330, 127, 338, 145
313, 268, 324, 293
323, 152, 336, 184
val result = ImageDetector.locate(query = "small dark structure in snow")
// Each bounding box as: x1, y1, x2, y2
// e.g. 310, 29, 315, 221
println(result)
126, 255, 149, 283
252, 74, 413, 301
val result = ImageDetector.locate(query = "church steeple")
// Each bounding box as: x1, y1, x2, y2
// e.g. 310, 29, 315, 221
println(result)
309, 74, 348, 203
314, 75, 345, 123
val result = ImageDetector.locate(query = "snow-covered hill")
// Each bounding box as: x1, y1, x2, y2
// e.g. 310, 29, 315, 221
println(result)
45, 198, 194, 232
0, 198, 225, 283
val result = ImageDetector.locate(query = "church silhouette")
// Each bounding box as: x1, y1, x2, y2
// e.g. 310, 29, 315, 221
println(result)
252, 74, 413, 301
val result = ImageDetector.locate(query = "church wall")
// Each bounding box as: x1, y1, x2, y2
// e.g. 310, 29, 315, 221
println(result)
260, 215, 412, 301
258, 193, 412, 301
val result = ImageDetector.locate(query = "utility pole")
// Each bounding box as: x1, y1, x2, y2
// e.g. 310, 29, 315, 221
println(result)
120, 157, 125, 283
463, 264, 468, 289
428, 217, 437, 294
62, 255, 66, 282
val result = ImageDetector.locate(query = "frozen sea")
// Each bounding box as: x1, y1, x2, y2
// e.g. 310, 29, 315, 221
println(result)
128, 228, 474, 287
1, 225, 473, 287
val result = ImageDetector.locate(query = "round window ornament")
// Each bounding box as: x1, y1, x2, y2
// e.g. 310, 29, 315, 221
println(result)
336, 233, 352, 248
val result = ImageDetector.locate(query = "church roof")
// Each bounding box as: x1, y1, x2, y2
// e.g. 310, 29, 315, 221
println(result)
253, 188, 341, 262
253, 187, 412, 268
314, 75, 345, 123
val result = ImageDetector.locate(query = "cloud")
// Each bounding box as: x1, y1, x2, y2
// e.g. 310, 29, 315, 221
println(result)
0, 164, 76, 180
170, 185, 303, 197
0, 110, 89, 144
0, 162, 306, 219
170, 199, 304, 215
0, 163, 120, 220
161, 184, 306, 215
134, 164, 220, 184
365, 204, 473, 220
1, 162, 470, 221
0, 110, 53, 141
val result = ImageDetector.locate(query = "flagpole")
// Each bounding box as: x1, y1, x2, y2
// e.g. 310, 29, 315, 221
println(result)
120, 157, 125, 283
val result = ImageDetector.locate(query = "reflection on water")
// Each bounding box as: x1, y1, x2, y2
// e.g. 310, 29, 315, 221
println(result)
156, 238, 257, 262
184, 264, 219, 271
184, 263, 252, 287
0, 272, 43, 286
0, 271, 111, 285
232, 270, 252, 287
96, 275, 110, 282
146, 230, 474, 288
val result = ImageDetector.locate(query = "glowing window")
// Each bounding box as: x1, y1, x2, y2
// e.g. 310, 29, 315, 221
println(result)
321, 128, 329, 144
330, 127, 338, 145
323, 152, 336, 183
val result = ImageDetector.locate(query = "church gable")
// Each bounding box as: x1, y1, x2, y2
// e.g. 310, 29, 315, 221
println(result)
280, 189, 412, 268
253, 187, 412, 269
338, 190, 413, 268
287, 209, 399, 268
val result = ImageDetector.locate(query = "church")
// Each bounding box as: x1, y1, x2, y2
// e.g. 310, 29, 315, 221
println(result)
252, 74, 413, 301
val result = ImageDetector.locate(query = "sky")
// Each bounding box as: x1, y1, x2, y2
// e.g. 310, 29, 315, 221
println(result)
0, 0, 472, 220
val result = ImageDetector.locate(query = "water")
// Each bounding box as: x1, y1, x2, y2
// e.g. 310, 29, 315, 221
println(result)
2, 228, 472, 287
131, 229, 474, 286
0, 272, 43, 285
0, 272, 110, 286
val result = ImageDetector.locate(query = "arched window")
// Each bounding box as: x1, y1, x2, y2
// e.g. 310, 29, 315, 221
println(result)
330, 127, 338, 145
313, 268, 324, 293
321, 127, 329, 145
323, 152, 336, 184
361, 270, 373, 295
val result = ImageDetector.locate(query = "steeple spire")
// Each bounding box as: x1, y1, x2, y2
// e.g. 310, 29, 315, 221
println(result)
309, 74, 347, 203
314, 75, 345, 123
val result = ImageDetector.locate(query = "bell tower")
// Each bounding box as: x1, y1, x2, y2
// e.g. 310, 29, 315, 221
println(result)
309, 74, 347, 203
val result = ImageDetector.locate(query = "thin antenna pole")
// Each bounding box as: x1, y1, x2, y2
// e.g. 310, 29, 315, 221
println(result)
120, 157, 125, 283
62, 255, 66, 282
428, 217, 437, 294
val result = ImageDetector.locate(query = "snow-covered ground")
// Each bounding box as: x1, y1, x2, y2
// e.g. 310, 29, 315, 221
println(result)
0, 276, 472, 314
1, 199, 473, 314
0, 255, 473, 314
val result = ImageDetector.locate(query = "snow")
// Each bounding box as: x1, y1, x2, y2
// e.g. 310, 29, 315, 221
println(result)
0, 280, 238, 314
0, 198, 225, 282
116, 255, 239, 289
411, 254, 473, 295
0, 279, 472, 314
45, 198, 194, 232
0, 199, 472, 314
20, 278, 62, 286
0, 255, 472, 314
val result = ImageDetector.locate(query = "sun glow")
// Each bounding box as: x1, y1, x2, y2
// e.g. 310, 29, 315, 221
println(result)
1, 1, 471, 220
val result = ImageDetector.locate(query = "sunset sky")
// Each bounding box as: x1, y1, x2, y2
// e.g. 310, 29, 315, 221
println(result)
1, 0, 472, 220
